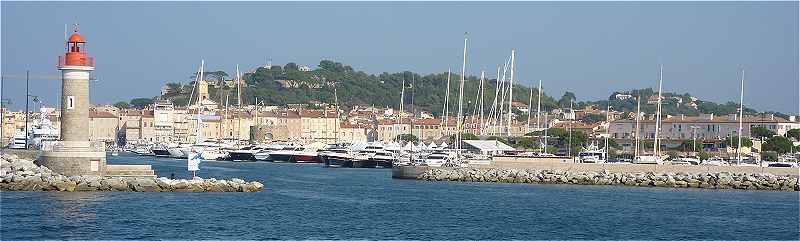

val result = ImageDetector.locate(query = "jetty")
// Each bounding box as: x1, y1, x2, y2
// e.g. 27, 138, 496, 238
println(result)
0, 152, 263, 192
393, 157, 799, 191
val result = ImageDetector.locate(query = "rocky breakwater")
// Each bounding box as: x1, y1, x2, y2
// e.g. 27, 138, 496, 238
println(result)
0, 153, 263, 192
418, 168, 799, 191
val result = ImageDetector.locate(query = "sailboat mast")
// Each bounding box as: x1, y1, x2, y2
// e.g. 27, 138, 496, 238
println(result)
635, 94, 641, 157
456, 33, 468, 153
543, 113, 549, 154
536, 80, 542, 130
605, 104, 610, 160
410, 74, 415, 153
526, 82, 533, 134
479, 70, 485, 136
506, 50, 516, 136
488, 66, 501, 135
397, 76, 405, 143
653, 65, 663, 156
442, 69, 451, 136
737, 68, 745, 165
236, 65, 242, 143
334, 83, 339, 144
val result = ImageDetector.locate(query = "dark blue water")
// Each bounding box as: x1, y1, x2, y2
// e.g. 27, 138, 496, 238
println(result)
2, 153, 798, 240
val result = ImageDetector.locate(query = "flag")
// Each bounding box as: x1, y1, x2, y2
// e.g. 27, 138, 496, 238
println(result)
188, 151, 202, 171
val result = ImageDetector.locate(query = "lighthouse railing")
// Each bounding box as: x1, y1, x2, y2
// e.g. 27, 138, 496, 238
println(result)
58, 56, 94, 67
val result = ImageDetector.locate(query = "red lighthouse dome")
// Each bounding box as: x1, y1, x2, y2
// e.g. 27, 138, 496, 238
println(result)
68, 33, 85, 43
59, 25, 94, 68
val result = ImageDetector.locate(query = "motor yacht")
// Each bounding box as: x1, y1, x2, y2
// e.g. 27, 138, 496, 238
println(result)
578, 144, 607, 164
701, 156, 728, 166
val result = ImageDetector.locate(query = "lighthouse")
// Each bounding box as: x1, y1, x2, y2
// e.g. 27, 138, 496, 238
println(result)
38, 24, 107, 176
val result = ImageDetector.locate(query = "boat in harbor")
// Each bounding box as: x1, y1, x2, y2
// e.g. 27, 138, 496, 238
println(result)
7, 132, 27, 149
419, 151, 456, 167
226, 145, 264, 162
151, 144, 171, 157
701, 156, 728, 166
578, 143, 607, 163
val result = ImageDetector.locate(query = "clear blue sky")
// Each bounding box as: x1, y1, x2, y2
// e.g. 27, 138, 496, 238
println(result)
2, 1, 798, 114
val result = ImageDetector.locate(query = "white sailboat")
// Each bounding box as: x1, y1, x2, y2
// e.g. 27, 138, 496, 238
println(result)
634, 65, 665, 165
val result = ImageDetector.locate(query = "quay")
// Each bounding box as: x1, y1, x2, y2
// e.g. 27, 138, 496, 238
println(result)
393, 157, 800, 191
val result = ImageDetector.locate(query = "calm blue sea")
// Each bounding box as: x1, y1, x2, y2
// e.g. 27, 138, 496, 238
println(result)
1, 153, 798, 240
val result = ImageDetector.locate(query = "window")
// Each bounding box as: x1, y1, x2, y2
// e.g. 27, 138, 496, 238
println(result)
67, 96, 75, 109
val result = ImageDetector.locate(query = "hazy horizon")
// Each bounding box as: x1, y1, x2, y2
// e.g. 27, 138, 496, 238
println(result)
2, 1, 798, 114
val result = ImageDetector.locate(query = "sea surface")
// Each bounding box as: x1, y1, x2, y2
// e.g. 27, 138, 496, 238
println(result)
2, 153, 798, 240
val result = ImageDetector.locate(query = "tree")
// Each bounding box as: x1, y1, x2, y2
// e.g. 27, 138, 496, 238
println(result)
751, 126, 775, 139
786, 128, 800, 141
679, 139, 703, 152
284, 62, 298, 71
113, 101, 130, 109
580, 113, 606, 123
163, 82, 183, 97
510, 137, 538, 150
448, 132, 478, 143
763, 136, 793, 154
396, 134, 418, 144
558, 91, 576, 107
721, 136, 753, 148
129, 98, 154, 109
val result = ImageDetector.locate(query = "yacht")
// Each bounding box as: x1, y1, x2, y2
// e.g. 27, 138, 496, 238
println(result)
253, 144, 293, 161
674, 156, 701, 165
291, 145, 322, 163
578, 143, 607, 163
701, 156, 728, 166
28, 113, 59, 149
151, 144, 171, 157
225, 145, 264, 162
320, 144, 354, 167
370, 149, 397, 168
421, 151, 456, 167
8, 132, 27, 149
633, 155, 664, 165
167, 143, 191, 158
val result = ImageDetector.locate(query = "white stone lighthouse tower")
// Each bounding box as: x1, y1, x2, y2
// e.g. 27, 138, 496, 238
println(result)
38, 25, 107, 176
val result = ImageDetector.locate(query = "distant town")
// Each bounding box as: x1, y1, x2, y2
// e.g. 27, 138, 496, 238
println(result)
3, 58, 799, 161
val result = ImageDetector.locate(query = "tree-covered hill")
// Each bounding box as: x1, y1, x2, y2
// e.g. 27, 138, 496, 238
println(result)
153, 60, 779, 118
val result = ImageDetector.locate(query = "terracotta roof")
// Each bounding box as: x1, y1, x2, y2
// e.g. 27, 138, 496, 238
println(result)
614, 115, 792, 124
552, 121, 600, 129
89, 111, 117, 118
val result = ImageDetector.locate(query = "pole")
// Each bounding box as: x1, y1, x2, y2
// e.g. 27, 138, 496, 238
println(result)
536, 79, 542, 130
25, 70, 29, 149
0, 74, 4, 151
568, 100, 573, 161
526, 83, 533, 134
506, 49, 515, 136
334, 83, 339, 144
456, 33, 468, 154
737, 68, 745, 165
543, 113, 548, 154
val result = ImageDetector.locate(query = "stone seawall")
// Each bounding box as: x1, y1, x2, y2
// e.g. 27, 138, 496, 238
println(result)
416, 168, 799, 191
0, 153, 263, 192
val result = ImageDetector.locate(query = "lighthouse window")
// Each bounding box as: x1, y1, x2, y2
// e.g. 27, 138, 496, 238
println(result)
67, 96, 75, 109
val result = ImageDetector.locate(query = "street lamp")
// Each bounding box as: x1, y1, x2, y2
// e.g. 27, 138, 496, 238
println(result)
690, 125, 700, 155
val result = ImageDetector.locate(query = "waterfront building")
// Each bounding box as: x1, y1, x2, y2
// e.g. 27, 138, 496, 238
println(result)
299, 109, 339, 143
119, 109, 143, 143
609, 113, 800, 141
153, 100, 174, 143
88, 111, 118, 144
